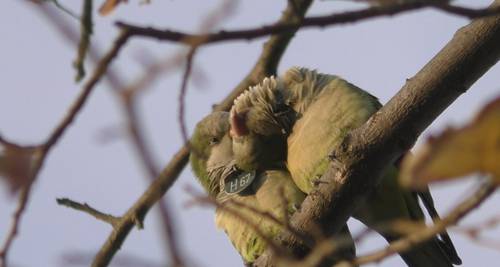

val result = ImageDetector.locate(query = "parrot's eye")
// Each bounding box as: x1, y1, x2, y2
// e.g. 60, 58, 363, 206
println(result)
209, 137, 219, 145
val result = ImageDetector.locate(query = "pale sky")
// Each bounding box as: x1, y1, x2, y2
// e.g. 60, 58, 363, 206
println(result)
1, 1, 499, 267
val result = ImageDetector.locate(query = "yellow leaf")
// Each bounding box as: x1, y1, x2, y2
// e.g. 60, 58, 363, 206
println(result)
401, 96, 500, 188
99, 0, 128, 16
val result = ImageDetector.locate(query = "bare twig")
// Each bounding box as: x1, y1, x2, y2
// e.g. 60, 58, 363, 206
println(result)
37, 4, 131, 150
124, 0, 235, 97
49, 0, 79, 19
178, 48, 197, 144
454, 214, 500, 236
56, 198, 120, 227
73, 0, 92, 81
239, 202, 317, 248
452, 214, 500, 251
346, 182, 496, 266
184, 188, 287, 257
116, 2, 500, 47
0, 187, 30, 267
186, 186, 357, 267
455, 230, 500, 251
125, 53, 186, 95
177, 0, 236, 143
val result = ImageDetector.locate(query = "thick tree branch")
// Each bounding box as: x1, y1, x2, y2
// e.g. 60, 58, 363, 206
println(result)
255, 1, 500, 266
90, 1, 313, 266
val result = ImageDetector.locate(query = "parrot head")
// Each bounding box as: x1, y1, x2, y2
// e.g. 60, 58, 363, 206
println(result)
229, 109, 285, 172
229, 77, 296, 172
190, 111, 235, 197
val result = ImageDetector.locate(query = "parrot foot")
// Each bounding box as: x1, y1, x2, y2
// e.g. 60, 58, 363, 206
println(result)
312, 175, 329, 188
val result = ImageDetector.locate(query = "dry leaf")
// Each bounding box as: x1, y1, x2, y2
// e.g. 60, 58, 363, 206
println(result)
99, 0, 128, 16
400, 96, 500, 188
0, 147, 35, 193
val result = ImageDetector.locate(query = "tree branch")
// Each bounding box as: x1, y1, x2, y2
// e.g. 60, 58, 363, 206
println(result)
255, 1, 500, 266
178, 48, 197, 144
56, 198, 120, 227
116, 2, 500, 47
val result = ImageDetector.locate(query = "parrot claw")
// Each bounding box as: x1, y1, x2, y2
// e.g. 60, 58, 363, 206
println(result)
312, 175, 328, 188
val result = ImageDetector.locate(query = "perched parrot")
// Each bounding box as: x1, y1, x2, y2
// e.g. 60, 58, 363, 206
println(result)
190, 111, 355, 264
229, 67, 462, 267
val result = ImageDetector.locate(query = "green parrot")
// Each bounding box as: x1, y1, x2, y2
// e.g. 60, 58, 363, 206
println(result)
229, 67, 462, 267
190, 111, 355, 264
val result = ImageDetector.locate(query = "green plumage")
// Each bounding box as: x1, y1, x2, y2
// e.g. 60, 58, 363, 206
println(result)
229, 67, 461, 267
190, 112, 310, 263
214, 169, 306, 263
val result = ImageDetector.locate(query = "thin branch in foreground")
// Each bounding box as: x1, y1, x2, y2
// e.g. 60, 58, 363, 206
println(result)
454, 214, 500, 236
455, 229, 500, 252
184, 188, 288, 258
451, 214, 500, 251
56, 198, 120, 227
193, 190, 312, 247
186, 187, 357, 267
345, 181, 497, 266
116, 2, 500, 47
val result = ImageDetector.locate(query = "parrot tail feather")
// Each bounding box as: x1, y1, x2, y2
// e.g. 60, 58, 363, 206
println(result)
417, 190, 462, 265
395, 237, 456, 267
